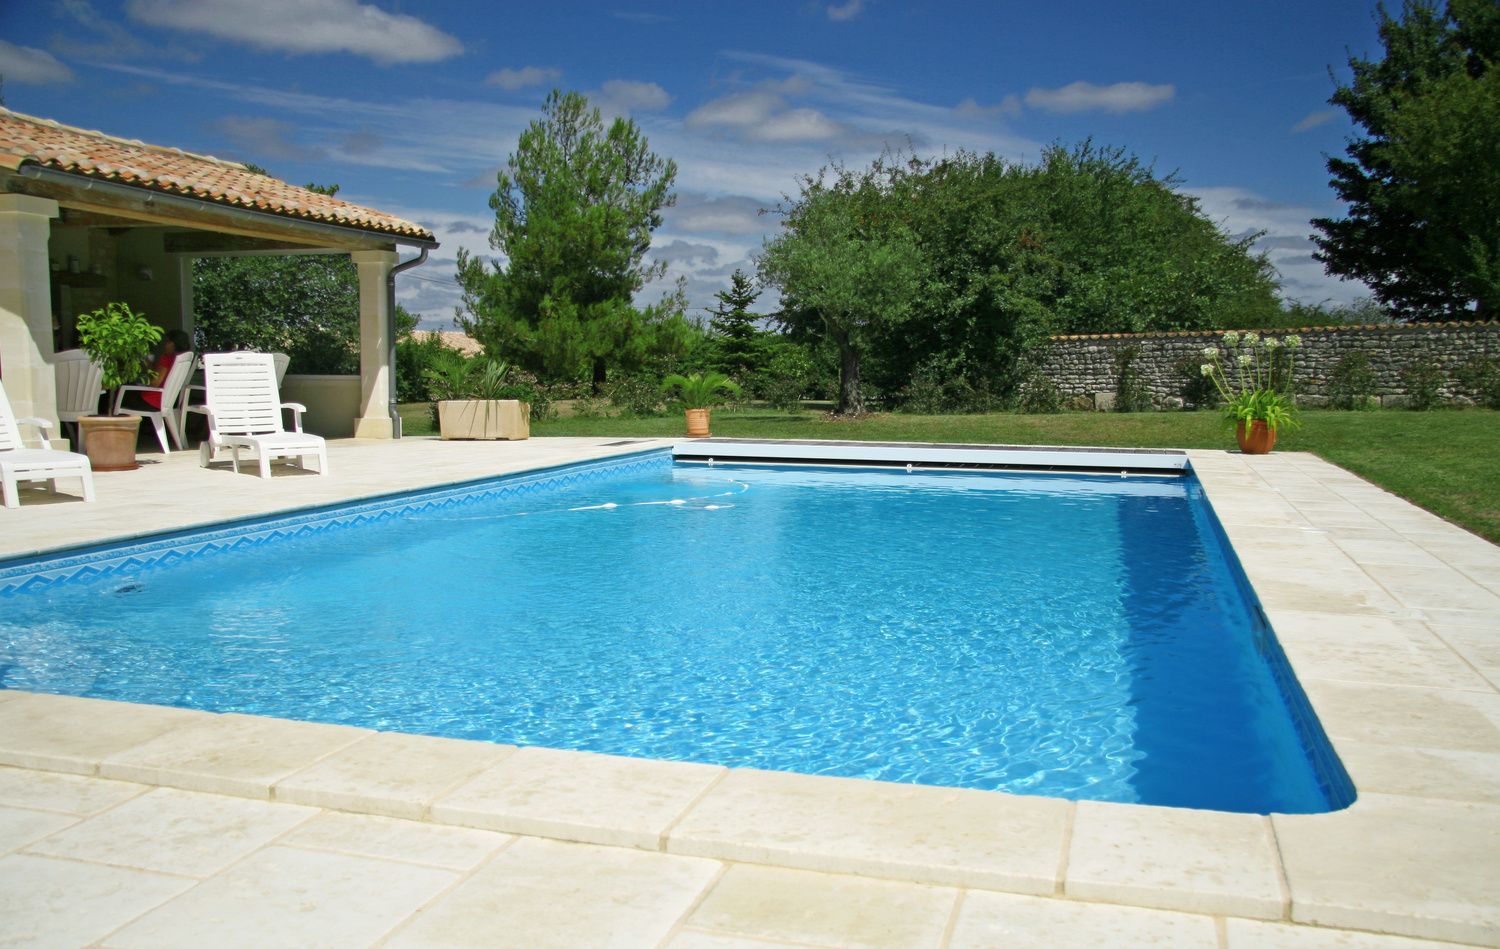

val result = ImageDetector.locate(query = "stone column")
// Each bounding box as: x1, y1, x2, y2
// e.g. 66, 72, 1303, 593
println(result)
0, 194, 61, 433
351, 248, 397, 439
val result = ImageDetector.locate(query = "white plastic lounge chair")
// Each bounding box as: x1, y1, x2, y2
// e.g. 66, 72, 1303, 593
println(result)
197, 352, 328, 478
112, 351, 195, 453
0, 380, 95, 509
53, 349, 105, 451
271, 352, 290, 385
179, 351, 288, 441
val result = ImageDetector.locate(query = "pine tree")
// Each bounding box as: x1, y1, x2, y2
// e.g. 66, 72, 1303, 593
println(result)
707, 270, 762, 377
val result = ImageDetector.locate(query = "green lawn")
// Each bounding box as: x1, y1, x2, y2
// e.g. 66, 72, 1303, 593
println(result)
403, 404, 1500, 544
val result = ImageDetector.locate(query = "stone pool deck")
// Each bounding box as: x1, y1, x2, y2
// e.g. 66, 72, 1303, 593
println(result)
0, 438, 1497, 947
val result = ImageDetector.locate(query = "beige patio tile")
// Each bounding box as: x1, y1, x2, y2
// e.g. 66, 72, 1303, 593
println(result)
0, 852, 194, 948
274, 729, 513, 819
1268, 611, 1491, 691
1417, 606, 1500, 629
1299, 679, 1500, 753
1064, 800, 1284, 918
1254, 576, 1406, 618
1331, 536, 1447, 567
0, 766, 147, 815
1224, 918, 1462, 947
1334, 741, 1500, 804
279, 810, 511, 871
667, 933, 799, 948
25, 785, 315, 878
384, 835, 719, 948
0, 692, 211, 774
666, 769, 1071, 894
430, 745, 725, 850
105, 844, 458, 949
1428, 625, 1500, 690
0, 805, 77, 854
1274, 793, 1500, 944
948, 890, 1218, 948
1362, 563, 1500, 612
0, 690, 22, 703
99, 711, 367, 797
686, 864, 957, 949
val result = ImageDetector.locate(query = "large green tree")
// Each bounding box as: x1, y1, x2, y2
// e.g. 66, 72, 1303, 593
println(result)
457, 90, 685, 387
759, 160, 926, 415
1312, 0, 1500, 320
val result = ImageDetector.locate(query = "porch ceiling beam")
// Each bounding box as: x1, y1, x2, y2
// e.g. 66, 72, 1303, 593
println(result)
161, 232, 349, 256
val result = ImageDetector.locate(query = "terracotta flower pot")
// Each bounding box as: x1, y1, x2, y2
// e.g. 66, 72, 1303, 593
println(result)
684, 408, 711, 438
1235, 420, 1277, 455
78, 415, 143, 471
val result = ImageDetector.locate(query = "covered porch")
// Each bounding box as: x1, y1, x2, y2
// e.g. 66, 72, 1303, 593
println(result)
0, 108, 437, 443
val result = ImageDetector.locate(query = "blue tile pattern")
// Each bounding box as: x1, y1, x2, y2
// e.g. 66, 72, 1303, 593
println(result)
0, 448, 671, 597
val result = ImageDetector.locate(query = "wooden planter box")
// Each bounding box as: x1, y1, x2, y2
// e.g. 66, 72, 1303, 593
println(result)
436, 400, 530, 440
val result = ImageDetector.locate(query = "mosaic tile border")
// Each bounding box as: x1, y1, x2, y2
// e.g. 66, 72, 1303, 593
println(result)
0, 448, 672, 597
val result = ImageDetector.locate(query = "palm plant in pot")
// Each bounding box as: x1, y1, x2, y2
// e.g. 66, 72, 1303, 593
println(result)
426, 356, 531, 440
660, 371, 741, 437
75, 302, 162, 471
1199, 331, 1301, 454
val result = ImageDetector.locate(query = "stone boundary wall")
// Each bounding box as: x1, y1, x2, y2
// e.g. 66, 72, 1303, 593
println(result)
1038, 321, 1500, 408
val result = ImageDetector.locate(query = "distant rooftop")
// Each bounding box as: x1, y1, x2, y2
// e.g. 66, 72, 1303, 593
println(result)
0, 108, 434, 243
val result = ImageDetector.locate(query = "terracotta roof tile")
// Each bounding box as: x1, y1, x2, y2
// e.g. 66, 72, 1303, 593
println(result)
0, 108, 434, 243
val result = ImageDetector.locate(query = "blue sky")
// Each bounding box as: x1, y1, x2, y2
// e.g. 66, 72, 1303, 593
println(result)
0, 0, 1384, 327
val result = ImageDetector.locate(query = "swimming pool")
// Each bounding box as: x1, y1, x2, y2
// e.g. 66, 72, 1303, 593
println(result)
0, 448, 1352, 814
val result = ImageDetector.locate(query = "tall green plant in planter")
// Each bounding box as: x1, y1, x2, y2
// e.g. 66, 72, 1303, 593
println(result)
1199, 331, 1301, 454
74, 303, 162, 470
660, 371, 740, 437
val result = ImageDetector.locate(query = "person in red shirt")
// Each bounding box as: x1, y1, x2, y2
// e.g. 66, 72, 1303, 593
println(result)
122, 330, 191, 411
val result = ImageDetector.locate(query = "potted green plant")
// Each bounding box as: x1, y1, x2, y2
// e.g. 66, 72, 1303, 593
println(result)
660, 371, 741, 437
428, 356, 530, 440
75, 302, 163, 471
1199, 331, 1301, 454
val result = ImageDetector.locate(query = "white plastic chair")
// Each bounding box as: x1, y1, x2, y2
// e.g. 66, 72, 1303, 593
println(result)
272, 352, 290, 385
53, 349, 105, 451
1, 379, 95, 508
112, 351, 195, 453
197, 352, 328, 478
178, 351, 288, 441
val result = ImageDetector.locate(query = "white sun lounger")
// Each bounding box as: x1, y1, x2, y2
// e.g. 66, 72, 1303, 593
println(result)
1, 379, 96, 508
197, 352, 328, 479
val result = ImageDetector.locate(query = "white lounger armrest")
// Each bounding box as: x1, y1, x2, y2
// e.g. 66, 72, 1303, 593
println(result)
281, 402, 307, 432
16, 416, 55, 449
111, 384, 163, 414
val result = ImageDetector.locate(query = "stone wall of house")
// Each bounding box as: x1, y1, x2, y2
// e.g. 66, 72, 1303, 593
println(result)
1038, 322, 1500, 408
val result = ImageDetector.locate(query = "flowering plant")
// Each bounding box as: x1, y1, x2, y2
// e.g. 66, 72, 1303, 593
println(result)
1199, 331, 1301, 432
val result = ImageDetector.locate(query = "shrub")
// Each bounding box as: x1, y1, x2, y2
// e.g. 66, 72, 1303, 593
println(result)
1400, 355, 1446, 410
1175, 355, 1218, 410
605, 375, 669, 417
395, 332, 455, 403
1017, 373, 1063, 414
1328, 351, 1379, 410
1456, 356, 1500, 409
1113, 345, 1153, 412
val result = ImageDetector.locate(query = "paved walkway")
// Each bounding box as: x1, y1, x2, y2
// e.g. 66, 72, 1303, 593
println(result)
1, 439, 1497, 947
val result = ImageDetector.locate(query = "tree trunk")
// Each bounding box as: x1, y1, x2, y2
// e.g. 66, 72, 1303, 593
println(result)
591, 356, 607, 395
834, 331, 865, 416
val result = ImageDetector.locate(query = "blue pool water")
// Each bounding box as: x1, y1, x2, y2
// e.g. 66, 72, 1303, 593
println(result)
0, 451, 1351, 813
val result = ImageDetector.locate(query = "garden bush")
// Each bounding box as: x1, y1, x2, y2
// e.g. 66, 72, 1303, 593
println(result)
1400, 355, 1446, 410
1113, 346, 1153, 413
1456, 356, 1500, 409
1328, 351, 1379, 410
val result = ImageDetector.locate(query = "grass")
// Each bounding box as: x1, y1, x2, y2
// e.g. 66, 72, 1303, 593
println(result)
401, 403, 1500, 543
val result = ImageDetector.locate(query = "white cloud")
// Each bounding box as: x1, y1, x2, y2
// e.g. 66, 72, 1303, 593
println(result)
597, 79, 672, 112
0, 40, 74, 84
1187, 185, 1372, 306
215, 115, 323, 162
667, 193, 771, 236
486, 66, 561, 91
826, 0, 864, 22
956, 96, 1021, 120
1024, 81, 1175, 114
686, 89, 847, 143
124, 0, 463, 64
1291, 110, 1338, 133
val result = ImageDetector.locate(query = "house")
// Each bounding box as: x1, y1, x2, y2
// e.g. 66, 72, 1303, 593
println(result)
0, 108, 438, 438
